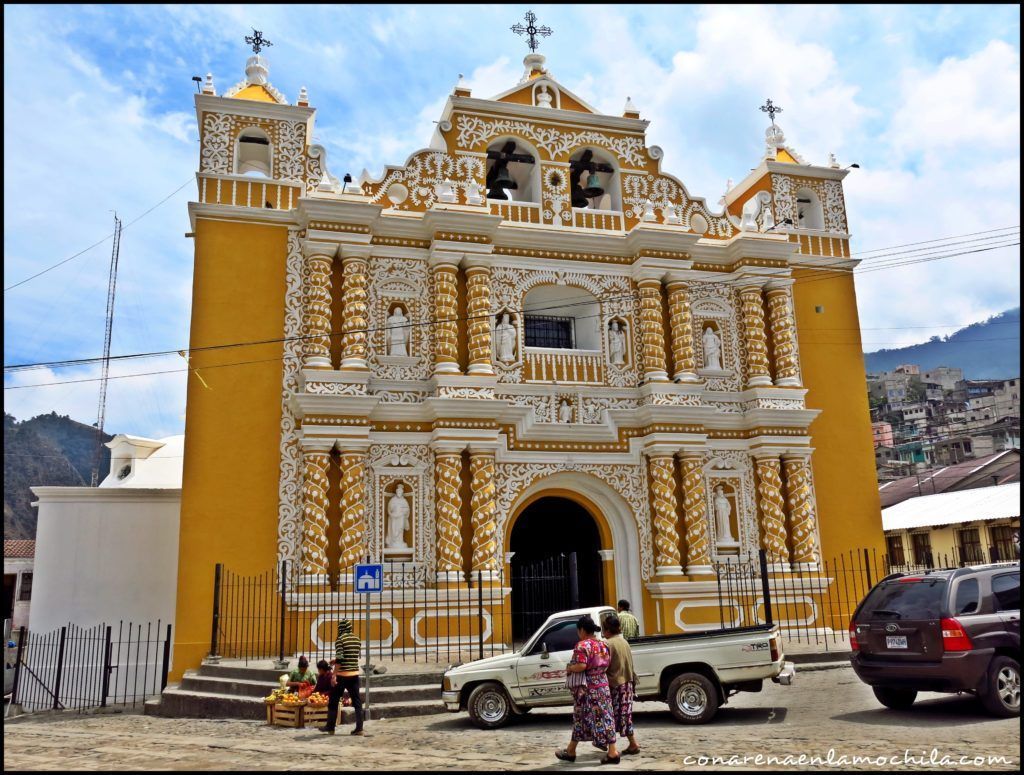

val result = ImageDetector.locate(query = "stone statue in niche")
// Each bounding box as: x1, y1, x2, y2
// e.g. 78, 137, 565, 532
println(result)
713, 485, 736, 543
702, 325, 722, 370
386, 306, 410, 356
386, 484, 411, 550
536, 84, 553, 108
608, 320, 626, 366
495, 313, 517, 363
558, 400, 573, 423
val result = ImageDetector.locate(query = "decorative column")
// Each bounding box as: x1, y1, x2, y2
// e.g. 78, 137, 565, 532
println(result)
302, 243, 335, 369
666, 279, 698, 383
430, 253, 462, 375
469, 449, 499, 577
433, 446, 465, 582
337, 446, 368, 575
679, 453, 712, 574
766, 283, 801, 387
754, 454, 790, 569
647, 453, 683, 575
739, 284, 773, 387
340, 248, 370, 370
300, 443, 332, 579
783, 454, 820, 569
464, 259, 495, 376
636, 275, 669, 382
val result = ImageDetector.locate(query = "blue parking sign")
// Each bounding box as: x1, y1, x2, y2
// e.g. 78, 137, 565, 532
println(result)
354, 563, 384, 594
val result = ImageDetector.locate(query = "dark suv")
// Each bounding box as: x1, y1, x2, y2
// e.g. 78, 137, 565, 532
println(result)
849, 562, 1020, 717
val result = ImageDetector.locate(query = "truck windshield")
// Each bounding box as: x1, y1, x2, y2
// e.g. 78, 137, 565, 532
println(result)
859, 578, 948, 620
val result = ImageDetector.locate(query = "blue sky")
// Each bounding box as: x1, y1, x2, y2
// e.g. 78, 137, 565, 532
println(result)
3, 4, 1020, 439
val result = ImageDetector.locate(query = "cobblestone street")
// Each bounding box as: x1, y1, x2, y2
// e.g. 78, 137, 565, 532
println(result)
4, 667, 1019, 771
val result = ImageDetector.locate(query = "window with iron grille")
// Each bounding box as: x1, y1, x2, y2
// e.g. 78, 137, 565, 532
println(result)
957, 528, 984, 564
990, 525, 1020, 562
524, 315, 575, 349
911, 532, 932, 566
18, 572, 32, 601
886, 534, 906, 566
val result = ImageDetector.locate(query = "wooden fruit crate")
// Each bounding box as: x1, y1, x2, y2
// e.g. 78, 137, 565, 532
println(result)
264, 700, 276, 725
273, 701, 306, 728
303, 703, 332, 727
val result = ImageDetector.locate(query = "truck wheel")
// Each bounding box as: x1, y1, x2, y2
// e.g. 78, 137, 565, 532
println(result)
980, 657, 1020, 718
872, 686, 917, 709
467, 682, 512, 729
667, 673, 719, 724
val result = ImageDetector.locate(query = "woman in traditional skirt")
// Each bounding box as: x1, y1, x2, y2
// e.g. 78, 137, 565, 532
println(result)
601, 612, 641, 756
555, 615, 620, 765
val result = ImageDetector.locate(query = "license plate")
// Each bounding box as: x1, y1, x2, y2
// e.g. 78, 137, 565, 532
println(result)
886, 636, 908, 649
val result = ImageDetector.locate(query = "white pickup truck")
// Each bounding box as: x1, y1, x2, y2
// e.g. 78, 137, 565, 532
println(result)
442, 606, 795, 728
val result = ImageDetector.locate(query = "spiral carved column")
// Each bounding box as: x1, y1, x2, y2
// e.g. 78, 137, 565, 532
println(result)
338, 450, 367, 573
302, 250, 334, 369
679, 454, 712, 574
637, 278, 669, 382
766, 285, 801, 387
340, 253, 369, 370
431, 260, 461, 375
754, 455, 790, 567
301, 449, 331, 577
434, 451, 465, 580
739, 285, 773, 387
783, 456, 820, 568
666, 280, 698, 383
469, 451, 499, 575
465, 263, 495, 376
648, 455, 683, 573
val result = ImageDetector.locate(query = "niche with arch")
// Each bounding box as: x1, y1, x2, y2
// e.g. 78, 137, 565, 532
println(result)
532, 82, 560, 109
708, 480, 741, 549
795, 187, 825, 230
382, 478, 414, 558
485, 138, 540, 203
492, 309, 521, 365
568, 148, 620, 211
384, 303, 413, 357
697, 319, 729, 374
522, 285, 601, 351
235, 127, 273, 177
606, 317, 631, 367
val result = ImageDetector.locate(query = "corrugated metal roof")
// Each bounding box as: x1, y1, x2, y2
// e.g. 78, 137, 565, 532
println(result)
882, 482, 1020, 531
4, 539, 36, 558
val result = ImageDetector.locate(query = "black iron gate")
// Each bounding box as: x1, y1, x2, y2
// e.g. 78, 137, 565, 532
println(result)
511, 552, 604, 646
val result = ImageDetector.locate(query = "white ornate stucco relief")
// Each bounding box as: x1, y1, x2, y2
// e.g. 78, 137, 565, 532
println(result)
277, 228, 305, 568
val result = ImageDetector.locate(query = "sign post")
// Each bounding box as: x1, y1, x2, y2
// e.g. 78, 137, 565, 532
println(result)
354, 562, 383, 721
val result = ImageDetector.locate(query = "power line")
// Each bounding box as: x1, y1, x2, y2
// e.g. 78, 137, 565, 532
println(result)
849, 225, 1019, 256
3, 178, 193, 293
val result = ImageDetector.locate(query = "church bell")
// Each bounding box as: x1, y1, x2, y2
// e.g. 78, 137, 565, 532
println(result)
488, 165, 515, 200
583, 172, 605, 200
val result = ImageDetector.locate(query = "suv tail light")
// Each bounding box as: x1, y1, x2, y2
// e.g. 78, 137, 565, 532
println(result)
769, 636, 781, 662
849, 620, 859, 651
940, 617, 973, 651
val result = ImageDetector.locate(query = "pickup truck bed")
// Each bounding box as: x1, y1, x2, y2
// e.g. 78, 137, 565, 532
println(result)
442, 607, 795, 728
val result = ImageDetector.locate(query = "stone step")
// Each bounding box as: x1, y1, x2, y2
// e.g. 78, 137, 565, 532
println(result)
146, 685, 445, 722
197, 663, 445, 687
180, 672, 441, 703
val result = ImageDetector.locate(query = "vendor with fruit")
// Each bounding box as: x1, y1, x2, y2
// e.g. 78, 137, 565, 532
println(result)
286, 655, 316, 696
313, 659, 334, 695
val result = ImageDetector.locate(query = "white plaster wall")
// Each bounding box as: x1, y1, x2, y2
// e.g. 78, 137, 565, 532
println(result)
28, 488, 180, 634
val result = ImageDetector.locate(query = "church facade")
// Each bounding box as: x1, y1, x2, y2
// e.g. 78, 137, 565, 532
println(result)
172, 46, 883, 677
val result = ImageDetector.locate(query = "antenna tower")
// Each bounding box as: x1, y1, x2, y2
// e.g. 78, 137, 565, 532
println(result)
91, 213, 122, 486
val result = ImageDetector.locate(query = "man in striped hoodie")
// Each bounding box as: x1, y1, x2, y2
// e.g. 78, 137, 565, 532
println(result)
319, 618, 364, 736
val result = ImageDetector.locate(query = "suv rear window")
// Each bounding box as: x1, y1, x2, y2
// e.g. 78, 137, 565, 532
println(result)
860, 577, 948, 620
992, 574, 1020, 611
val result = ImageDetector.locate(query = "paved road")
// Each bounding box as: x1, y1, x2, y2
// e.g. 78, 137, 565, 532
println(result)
4, 667, 1019, 771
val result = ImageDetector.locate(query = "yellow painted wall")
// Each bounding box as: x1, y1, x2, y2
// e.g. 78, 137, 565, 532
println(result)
172, 219, 288, 679
792, 268, 885, 561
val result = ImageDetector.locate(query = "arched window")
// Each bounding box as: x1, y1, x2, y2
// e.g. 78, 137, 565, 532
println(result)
795, 187, 824, 230
568, 148, 620, 211
522, 285, 600, 351
485, 138, 539, 202
235, 127, 272, 177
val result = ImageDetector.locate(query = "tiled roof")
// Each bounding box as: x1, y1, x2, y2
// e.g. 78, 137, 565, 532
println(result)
4, 539, 35, 558
878, 449, 1020, 509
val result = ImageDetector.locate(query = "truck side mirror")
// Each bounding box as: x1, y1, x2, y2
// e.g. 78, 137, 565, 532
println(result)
541, 642, 549, 660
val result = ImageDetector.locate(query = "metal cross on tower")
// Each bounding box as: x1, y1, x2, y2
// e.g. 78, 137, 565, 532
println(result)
511, 11, 552, 52
245, 29, 273, 55
760, 98, 783, 126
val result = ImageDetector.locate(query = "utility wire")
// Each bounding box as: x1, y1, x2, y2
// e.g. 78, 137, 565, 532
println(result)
849, 226, 1019, 256
3, 178, 194, 293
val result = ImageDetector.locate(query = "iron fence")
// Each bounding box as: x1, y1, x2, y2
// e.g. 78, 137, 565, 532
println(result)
9, 621, 172, 712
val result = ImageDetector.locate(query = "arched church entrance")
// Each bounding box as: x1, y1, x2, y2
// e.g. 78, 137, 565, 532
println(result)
509, 496, 604, 644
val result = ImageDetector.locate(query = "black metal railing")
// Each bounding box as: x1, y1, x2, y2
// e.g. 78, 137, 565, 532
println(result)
9, 621, 172, 712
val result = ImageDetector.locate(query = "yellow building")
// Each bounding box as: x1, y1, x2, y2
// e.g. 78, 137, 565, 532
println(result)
173, 45, 883, 678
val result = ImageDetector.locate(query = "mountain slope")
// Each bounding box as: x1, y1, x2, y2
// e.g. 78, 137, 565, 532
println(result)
864, 307, 1020, 378
3, 413, 112, 540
